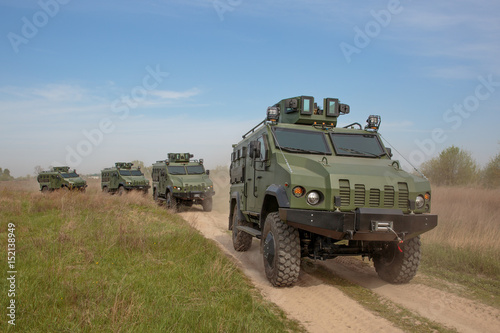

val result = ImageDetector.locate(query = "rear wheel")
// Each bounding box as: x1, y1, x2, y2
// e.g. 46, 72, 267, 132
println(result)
373, 236, 421, 284
232, 204, 252, 252
41, 186, 49, 193
262, 212, 300, 287
102, 186, 109, 194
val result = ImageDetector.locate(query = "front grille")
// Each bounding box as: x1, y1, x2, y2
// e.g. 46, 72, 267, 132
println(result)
398, 182, 409, 209
384, 185, 394, 207
354, 184, 365, 206
339, 179, 350, 206
369, 188, 380, 207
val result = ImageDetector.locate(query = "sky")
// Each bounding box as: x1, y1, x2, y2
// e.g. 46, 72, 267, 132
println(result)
1, 0, 499, 177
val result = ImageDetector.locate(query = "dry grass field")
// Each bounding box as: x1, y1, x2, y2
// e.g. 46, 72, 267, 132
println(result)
423, 186, 500, 251
0, 179, 303, 332
418, 185, 500, 307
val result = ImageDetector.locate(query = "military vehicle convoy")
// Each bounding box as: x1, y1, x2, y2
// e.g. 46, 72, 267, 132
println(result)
229, 96, 438, 287
37, 166, 87, 192
101, 162, 150, 194
152, 153, 215, 211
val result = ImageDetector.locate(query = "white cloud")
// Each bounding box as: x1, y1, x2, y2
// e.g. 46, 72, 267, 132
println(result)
149, 88, 201, 100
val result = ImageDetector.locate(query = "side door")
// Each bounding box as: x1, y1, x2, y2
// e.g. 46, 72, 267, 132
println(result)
160, 166, 168, 197
246, 134, 270, 213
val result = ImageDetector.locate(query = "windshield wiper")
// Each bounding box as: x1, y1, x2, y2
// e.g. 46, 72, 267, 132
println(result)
281, 147, 327, 155
338, 147, 381, 158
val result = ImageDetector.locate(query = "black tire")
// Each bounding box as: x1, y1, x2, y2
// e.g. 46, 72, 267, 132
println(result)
166, 191, 177, 211
232, 205, 252, 252
202, 198, 213, 212
117, 186, 125, 196
373, 236, 421, 284
102, 186, 109, 194
261, 212, 300, 287
153, 188, 158, 201
41, 186, 49, 193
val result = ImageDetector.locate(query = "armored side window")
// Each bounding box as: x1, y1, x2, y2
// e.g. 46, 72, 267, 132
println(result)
257, 134, 270, 161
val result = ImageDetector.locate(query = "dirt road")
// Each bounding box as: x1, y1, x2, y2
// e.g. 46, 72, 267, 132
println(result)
179, 207, 500, 333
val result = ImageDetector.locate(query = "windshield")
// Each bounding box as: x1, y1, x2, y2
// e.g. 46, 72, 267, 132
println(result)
330, 133, 385, 157
186, 165, 205, 175
167, 166, 186, 175
119, 170, 144, 176
273, 128, 331, 154
62, 172, 79, 178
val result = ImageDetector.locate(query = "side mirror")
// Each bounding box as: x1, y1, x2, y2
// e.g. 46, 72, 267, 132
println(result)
249, 141, 261, 159
385, 147, 393, 158
206, 170, 210, 176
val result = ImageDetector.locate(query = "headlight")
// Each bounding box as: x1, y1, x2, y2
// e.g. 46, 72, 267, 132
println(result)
306, 191, 321, 205
415, 195, 425, 209
126, 182, 131, 185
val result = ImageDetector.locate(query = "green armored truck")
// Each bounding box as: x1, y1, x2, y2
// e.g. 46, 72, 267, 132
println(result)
101, 162, 150, 195
152, 153, 215, 211
37, 166, 87, 192
229, 96, 438, 287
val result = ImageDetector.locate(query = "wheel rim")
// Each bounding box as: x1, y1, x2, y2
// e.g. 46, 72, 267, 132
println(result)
380, 243, 397, 266
263, 232, 276, 268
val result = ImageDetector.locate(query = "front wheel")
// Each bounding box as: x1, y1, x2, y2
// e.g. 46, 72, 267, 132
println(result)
117, 186, 125, 196
166, 191, 177, 211
373, 236, 421, 284
202, 198, 212, 212
261, 212, 300, 287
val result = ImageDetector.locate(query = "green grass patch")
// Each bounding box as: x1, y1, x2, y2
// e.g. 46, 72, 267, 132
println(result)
419, 242, 500, 308
0, 189, 303, 332
302, 260, 457, 333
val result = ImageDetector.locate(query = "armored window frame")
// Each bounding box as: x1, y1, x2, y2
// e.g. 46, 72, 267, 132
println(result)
272, 127, 332, 155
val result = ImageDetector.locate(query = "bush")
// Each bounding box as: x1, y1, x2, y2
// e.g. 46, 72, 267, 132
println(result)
482, 152, 500, 188
420, 146, 479, 186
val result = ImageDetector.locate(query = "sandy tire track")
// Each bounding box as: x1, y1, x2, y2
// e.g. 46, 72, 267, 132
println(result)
180, 209, 402, 333
320, 257, 500, 333
179, 207, 500, 333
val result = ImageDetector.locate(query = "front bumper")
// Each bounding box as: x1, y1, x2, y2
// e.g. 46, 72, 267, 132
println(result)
279, 207, 437, 241
173, 190, 215, 200
124, 185, 150, 191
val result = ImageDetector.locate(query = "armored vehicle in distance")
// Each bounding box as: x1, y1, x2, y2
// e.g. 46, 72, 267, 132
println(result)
101, 162, 150, 195
229, 95, 437, 287
152, 153, 215, 211
37, 166, 87, 192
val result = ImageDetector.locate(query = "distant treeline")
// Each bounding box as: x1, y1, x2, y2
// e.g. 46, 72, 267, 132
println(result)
420, 146, 500, 188
0, 168, 14, 181
5, 147, 499, 188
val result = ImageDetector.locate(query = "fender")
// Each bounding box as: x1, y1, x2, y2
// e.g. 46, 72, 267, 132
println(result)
264, 184, 290, 208
229, 191, 247, 230
166, 185, 174, 194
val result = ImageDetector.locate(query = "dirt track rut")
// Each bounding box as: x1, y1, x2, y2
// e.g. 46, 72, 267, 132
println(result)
179, 208, 500, 333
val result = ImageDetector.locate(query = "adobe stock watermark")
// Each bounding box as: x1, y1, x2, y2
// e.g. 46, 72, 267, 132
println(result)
339, 0, 408, 64
7, 0, 72, 54
52, 65, 169, 167
212, 0, 242, 21
408, 74, 499, 166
